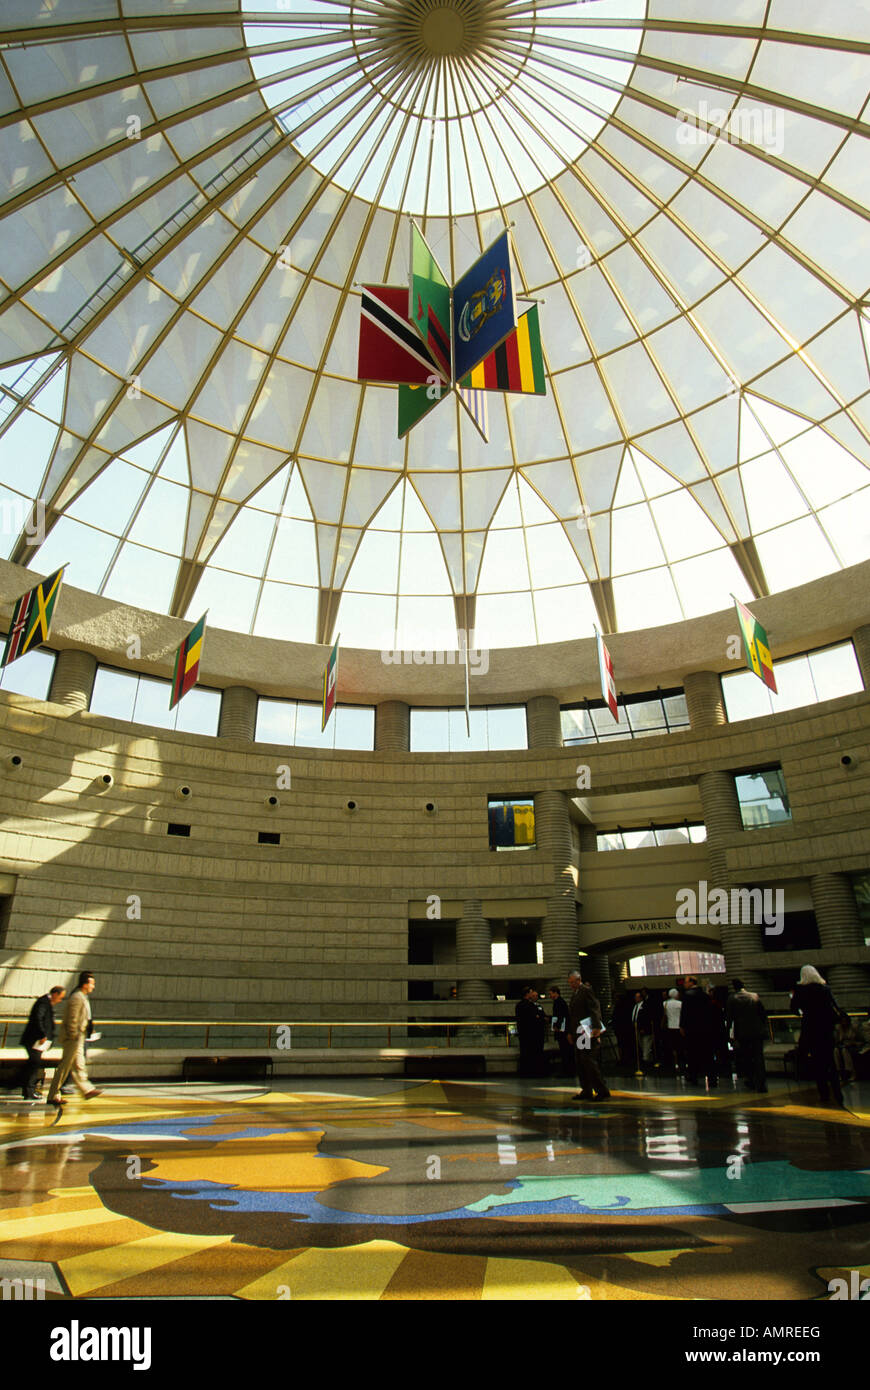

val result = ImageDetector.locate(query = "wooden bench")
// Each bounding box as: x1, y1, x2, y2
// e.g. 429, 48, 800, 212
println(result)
182, 1055, 273, 1083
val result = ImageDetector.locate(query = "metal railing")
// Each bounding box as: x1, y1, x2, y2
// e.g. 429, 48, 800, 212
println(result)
0, 1019, 515, 1051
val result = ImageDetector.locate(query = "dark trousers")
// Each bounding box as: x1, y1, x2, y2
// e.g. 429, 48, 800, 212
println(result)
734, 1038, 767, 1090
17, 1047, 45, 1098
518, 1043, 545, 1078
576, 1042, 609, 1097
685, 1035, 718, 1086
800, 1038, 843, 1104
555, 1033, 574, 1075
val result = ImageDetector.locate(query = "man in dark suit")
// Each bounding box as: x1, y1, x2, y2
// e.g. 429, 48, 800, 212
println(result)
17, 987, 65, 1099
515, 986, 548, 1077
567, 970, 611, 1101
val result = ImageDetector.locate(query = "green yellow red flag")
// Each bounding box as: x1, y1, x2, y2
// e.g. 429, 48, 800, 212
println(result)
733, 596, 777, 692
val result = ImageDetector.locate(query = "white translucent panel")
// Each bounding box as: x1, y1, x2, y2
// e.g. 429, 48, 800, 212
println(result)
332, 525, 362, 588
739, 398, 779, 461
447, 707, 488, 752
768, 0, 867, 38
0, 410, 59, 494
550, 175, 624, 258
474, 590, 537, 648
604, 244, 680, 333
335, 591, 395, 650
0, 298, 58, 363
65, 459, 147, 532
805, 314, 870, 405
688, 476, 744, 541
540, 279, 593, 367
0, 117, 54, 200
186, 568, 259, 634
613, 453, 643, 506
698, 134, 807, 229
750, 42, 869, 119
525, 523, 584, 588
256, 697, 297, 746
461, 469, 511, 532
670, 177, 766, 273
33, 520, 112, 597
721, 666, 770, 721
611, 504, 666, 574
3, 191, 93, 292
628, 422, 708, 486
671, 548, 750, 619
768, 655, 818, 714
293, 701, 333, 751
333, 704, 375, 752
599, 344, 673, 435
580, 149, 658, 232
283, 281, 341, 369
411, 472, 461, 531
342, 468, 397, 528
344, 527, 400, 594
124, 479, 186, 556
353, 387, 405, 470
395, 596, 460, 650
486, 705, 527, 751
533, 584, 599, 644
809, 643, 864, 701
646, 318, 735, 411
651, 490, 727, 560
236, 263, 303, 349
596, 124, 686, 203
555, 363, 623, 452
816, 491, 870, 567
574, 444, 623, 513
489, 477, 523, 529
631, 448, 679, 499
517, 474, 558, 523
740, 453, 808, 529
253, 580, 317, 643
90, 666, 138, 723
637, 213, 724, 303
566, 266, 633, 356
690, 283, 788, 380
509, 198, 559, 287
103, 543, 178, 611
207, 506, 275, 577
143, 318, 224, 411
613, 567, 682, 630
0, 645, 54, 699
131, 675, 176, 731
755, 517, 839, 590
789, 187, 870, 290
825, 132, 870, 209
739, 243, 847, 347
477, 528, 529, 594
781, 428, 869, 508
398, 532, 451, 596
298, 458, 349, 522
369, 481, 405, 531
522, 459, 580, 519
174, 685, 220, 737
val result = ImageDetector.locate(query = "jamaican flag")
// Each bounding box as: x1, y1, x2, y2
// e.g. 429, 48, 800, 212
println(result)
2, 567, 65, 668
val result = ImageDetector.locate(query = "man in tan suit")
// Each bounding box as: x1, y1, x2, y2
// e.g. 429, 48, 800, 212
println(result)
47, 970, 102, 1107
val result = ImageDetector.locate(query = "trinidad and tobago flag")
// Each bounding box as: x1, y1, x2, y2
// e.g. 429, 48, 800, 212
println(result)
358, 286, 445, 385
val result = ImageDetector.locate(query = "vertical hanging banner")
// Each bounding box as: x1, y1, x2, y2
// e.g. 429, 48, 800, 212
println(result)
1, 565, 65, 668
358, 285, 441, 383
733, 596, 777, 692
169, 612, 207, 710
459, 305, 546, 396
452, 228, 517, 382
409, 222, 452, 381
456, 383, 489, 442
322, 634, 339, 732
595, 625, 619, 722
398, 380, 445, 439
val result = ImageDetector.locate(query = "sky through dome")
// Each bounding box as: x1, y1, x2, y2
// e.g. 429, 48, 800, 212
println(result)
0, 0, 868, 650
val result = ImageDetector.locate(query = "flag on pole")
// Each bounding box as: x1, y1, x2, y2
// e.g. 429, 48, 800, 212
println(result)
398, 380, 446, 438
452, 228, 517, 381
456, 383, 489, 441
459, 305, 545, 395
409, 222, 452, 380
733, 596, 777, 692
169, 612, 206, 710
322, 634, 339, 731
358, 286, 444, 384
1, 566, 65, 668
595, 626, 618, 722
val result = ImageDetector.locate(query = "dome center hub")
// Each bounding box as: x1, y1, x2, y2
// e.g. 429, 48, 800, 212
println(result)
421, 7, 466, 56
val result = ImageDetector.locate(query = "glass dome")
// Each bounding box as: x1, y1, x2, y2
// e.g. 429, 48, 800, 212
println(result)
0, 0, 869, 650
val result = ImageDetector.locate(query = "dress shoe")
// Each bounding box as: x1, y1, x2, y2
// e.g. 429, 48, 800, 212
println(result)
47, 1097, 64, 1108
83, 1089, 102, 1099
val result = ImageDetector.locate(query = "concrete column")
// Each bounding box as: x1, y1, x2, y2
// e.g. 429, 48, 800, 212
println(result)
853, 624, 870, 689
456, 899, 491, 1004
682, 670, 727, 730
48, 649, 97, 711
696, 770, 765, 991
577, 821, 597, 853
375, 700, 410, 752
218, 686, 257, 741
526, 694, 561, 749
535, 789, 580, 982
810, 872, 870, 1005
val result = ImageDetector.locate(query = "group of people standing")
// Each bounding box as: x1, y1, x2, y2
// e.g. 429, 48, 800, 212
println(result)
5, 970, 102, 1107
514, 971, 610, 1100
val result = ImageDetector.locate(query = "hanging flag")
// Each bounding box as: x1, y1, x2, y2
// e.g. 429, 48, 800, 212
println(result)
595, 625, 618, 722
398, 380, 446, 438
733, 596, 777, 693
169, 612, 206, 710
409, 222, 452, 380
322, 634, 339, 731
452, 228, 517, 381
456, 383, 489, 442
459, 305, 545, 396
1, 566, 65, 668
358, 286, 444, 385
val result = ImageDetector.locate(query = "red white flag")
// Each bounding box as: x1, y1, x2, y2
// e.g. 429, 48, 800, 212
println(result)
595, 626, 618, 722
358, 285, 444, 385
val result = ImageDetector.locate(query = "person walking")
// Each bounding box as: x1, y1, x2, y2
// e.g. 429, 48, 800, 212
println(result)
680, 976, 719, 1089
726, 979, 768, 1092
14, 986, 65, 1099
790, 965, 844, 1107
567, 970, 610, 1101
46, 971, 102, 1108
662, 988, 684, 1073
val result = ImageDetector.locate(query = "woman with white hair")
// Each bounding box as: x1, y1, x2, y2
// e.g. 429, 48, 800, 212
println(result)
790, 966, 844, 1106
